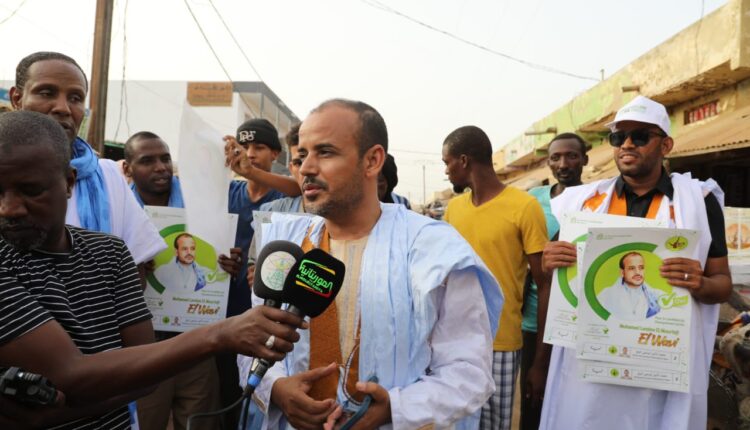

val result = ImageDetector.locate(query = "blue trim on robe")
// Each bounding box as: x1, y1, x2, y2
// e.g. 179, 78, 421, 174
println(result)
257, 203, 503, 429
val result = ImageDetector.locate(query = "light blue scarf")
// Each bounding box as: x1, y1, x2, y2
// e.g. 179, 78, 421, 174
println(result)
130, 176, 185, 209
70, 138, 111, 233
256, 204, 503, 429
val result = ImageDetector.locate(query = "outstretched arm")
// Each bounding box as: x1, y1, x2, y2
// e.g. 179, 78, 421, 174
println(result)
0, 305, 304, 408
224, 135, 301, 197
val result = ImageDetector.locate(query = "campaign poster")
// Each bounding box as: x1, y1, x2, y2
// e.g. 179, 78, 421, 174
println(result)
725, 207, 750, 263
544, 212, 665, 348
143, 206, 238, 332
576, 227, 698, 392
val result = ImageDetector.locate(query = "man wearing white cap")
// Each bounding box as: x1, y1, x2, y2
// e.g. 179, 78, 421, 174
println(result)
539, 95, 731, 430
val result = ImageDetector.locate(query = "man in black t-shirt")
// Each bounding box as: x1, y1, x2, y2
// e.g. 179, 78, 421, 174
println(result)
540, 95, 731, 429
0, 111, 305, 429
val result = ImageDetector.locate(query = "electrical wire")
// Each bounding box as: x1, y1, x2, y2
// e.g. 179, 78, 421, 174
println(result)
240, 395, 252, 430
186, 393, 245, 430
0, 0, 29, 26
183, 0, 280, 129
182, 0, 234, 82
113, 0, 131, 142
511, 0, 545, 51
207, 0, 265, 82
359, 0, 599, 82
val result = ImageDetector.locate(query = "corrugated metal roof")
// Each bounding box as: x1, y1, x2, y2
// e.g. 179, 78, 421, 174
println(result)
668, 104, 750, 158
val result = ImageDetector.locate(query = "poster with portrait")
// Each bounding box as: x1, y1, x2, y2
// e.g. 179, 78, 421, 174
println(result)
575, 227, 698, 392
142, 206, 238, 332
544, 212, 665, 348
725, 207, 750, 263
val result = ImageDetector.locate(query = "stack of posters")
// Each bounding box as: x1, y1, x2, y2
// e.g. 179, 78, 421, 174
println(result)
576, 227, 697, 393
544, 211, 698, 392
544, 212, 666, 347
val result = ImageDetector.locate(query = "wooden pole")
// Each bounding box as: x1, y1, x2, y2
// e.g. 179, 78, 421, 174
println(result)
87, 0, 114, 153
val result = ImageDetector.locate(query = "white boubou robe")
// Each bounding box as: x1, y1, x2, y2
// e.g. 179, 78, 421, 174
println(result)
239, 203, 504, 430
541, 172, 724, 430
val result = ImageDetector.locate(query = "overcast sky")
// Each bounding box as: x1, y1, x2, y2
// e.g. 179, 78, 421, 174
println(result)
0, 0, 725, 203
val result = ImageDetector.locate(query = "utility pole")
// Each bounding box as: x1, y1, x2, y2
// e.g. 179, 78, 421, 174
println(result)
87, 0, 115, 153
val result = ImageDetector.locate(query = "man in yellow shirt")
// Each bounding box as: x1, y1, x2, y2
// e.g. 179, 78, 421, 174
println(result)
442, 125, 550, 430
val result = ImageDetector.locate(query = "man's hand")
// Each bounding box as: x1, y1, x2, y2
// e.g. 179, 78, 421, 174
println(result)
247, 263, 256, 288
542, 241, 577, 273
223, 135, 254, 178
660, 256, 732, 304
323, 381, 392, 430
220, 306, 306, 362
143, 260, 156, 275
660, 257, 704, 292
0, 390, 66, 429
525, 363, 547, 409
218, 247, 243, 277
271, 363, 339, 430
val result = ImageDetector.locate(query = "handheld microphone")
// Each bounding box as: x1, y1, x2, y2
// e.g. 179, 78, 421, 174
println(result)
252, 240, 304, 308
284, 248, 345, 318
245, 247, 345, 391
246, 241, 304, 393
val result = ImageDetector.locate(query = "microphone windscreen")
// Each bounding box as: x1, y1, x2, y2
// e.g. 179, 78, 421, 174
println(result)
253, 240, 304, 303
283, 248, 345, 317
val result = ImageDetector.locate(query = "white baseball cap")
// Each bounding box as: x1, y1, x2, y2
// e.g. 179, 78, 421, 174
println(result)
605, 95, 671, 136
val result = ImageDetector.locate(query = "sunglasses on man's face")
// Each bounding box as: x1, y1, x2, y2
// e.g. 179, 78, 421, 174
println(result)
608, 129, 666, 147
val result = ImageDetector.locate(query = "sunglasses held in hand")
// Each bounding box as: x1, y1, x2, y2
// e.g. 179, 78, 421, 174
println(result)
608, 129, 666, 147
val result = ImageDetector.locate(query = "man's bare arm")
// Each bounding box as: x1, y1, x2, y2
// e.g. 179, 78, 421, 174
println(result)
0, 306, 304, 406
136, 264, 148, 291
527, 252, 551, 404
224, 135, 301, 196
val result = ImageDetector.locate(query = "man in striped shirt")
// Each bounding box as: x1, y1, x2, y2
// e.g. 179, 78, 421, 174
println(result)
0, 111, 305, 429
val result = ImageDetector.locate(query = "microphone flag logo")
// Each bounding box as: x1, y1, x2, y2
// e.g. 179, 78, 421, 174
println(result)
260, 251, 297, 292
295, 259, 336, 297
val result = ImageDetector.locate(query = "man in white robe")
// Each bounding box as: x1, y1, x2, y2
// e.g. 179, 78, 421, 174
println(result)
238, 99, 503, 430
540, 96, 732, 430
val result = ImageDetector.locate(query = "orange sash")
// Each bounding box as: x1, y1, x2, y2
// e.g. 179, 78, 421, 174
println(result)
606, 192, 664, 219
584, 190, 673, 221
301, 227, 363, 402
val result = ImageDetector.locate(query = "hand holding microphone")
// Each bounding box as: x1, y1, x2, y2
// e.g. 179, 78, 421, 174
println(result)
219, 241, 305, 366
246, 241, 346, 392
189, 240, 345, 429
221, 306, 305, 362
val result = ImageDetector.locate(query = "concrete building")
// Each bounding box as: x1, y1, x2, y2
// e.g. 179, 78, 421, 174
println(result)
495, 0, 750, 209
102, 80, 299, 173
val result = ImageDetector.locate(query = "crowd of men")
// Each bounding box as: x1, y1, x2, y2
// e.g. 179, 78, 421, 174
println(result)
0, 50, 732, 430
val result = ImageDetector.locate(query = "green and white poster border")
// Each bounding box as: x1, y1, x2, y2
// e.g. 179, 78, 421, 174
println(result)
543, 212, 665, 348
575, 227, 698, 393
